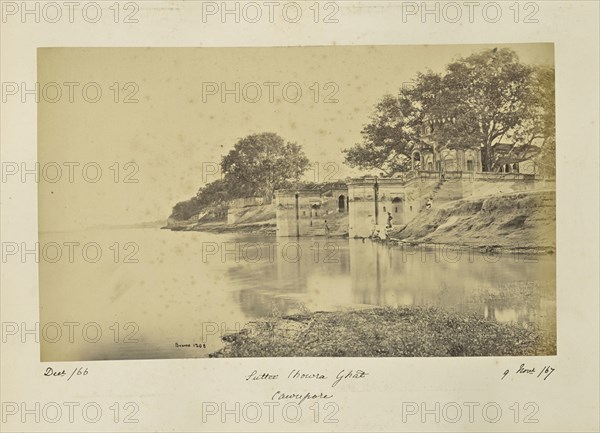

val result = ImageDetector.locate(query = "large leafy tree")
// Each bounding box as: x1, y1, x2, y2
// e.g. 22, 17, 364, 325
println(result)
170, 197, 201, 221
195, 178, 231, 206
221, 132, 310, 200
170, 133, 310, 221
343, 93, 421, 176
170, 179, 231, 221
432, 48, 537, 171
508, 65, 555, 175
345, 48, 554, 173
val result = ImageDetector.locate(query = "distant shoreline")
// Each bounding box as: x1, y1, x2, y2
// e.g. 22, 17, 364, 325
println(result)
163, 222, 554, 255
163, 221, 277, 236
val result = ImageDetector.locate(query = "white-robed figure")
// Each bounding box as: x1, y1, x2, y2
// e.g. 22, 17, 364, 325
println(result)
372, 224, 388, 241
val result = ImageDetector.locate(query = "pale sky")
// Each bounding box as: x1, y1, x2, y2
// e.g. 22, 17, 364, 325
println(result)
38, 44, 554, 231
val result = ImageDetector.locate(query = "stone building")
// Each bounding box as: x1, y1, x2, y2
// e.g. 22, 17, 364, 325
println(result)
347, 175, 438, 238
275, 133, 550, 238
411, 146, 483, 173
275, 183, 349, 237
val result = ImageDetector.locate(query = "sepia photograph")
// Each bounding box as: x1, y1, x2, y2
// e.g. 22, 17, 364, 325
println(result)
36, 44, 557, 362
4, 1, 600, 432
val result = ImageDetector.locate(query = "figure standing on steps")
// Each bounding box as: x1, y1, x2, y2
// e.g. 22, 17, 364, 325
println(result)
386, 212, 393, 229
324, 219, 330, 237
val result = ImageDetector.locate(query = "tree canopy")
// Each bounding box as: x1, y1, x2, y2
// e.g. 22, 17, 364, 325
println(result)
169, 132, 309, 221
344, 48, 555, 173
221, 132, 310, 200
343, 93, 419, 176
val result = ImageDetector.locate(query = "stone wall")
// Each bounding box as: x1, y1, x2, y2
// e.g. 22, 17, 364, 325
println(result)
348, 178, 439, 238
275, 187, 349, 237
276, 174, 556, 238
227, 197, 269, 224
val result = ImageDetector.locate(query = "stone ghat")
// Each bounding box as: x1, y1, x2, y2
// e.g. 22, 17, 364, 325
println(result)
274, 174, 555, 238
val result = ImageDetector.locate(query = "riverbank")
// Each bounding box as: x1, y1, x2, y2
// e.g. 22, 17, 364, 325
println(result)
164, 221, 276, 235
388, 190, 555, 253
166, 190, 555, 253
165, 203, 277, 234
210, 306, 555, 357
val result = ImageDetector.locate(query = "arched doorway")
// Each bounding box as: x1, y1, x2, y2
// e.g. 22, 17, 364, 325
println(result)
392, 196, 403, 220
311, 203, 320, 217
411, 150, 422, 171
338, 195, 346, 212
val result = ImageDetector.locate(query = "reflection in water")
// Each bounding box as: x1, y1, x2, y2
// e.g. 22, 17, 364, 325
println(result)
228, 238, 555, 341
39, 230, 555, 360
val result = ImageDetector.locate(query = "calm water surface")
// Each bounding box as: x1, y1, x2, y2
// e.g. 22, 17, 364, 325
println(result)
39, 228, 556, 360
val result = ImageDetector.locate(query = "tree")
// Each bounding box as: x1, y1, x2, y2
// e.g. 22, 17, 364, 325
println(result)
169, 179, 232, 221
170, 197, 201, 221
195, 178, 231, 207
527, 65, 555, 175
345, 48, 554, 174
343, 93, 420, 176
221, 132, 310, 200
426, 48, 537, 171
169, 133, 310, 222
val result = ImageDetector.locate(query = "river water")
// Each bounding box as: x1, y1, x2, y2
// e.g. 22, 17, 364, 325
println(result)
39, 228, 556, 361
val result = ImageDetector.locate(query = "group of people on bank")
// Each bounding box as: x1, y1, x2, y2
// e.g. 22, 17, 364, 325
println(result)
322, 196, 434, 239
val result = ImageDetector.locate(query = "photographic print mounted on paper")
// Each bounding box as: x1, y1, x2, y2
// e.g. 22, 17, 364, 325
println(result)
37, 44, 556, 361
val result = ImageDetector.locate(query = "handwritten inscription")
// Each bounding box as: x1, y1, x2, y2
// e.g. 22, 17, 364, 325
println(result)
246, 370, 279, 380
502, 363, 555, 381
244, 368, 368, 404
288, 369, 326, 380
245, 369, 368, 388
174, 342, 206, 348
332, 369, 369, 388
272, 391, 334, 405
44, 367, 88, 381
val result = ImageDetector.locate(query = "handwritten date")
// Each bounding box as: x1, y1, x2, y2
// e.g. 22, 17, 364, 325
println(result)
502, 364, 555, 381
44, 367, 88, 381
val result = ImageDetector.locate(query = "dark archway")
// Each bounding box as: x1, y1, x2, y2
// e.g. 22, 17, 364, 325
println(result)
411, 150, 422, 171
338, 195, 346, 212
311, 203, 319, 217
391, 196, 403, 217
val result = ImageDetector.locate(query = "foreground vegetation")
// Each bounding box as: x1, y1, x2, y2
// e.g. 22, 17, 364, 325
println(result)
210, 306, 555, 358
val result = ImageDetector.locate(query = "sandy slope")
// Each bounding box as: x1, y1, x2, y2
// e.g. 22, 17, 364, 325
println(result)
391, 190, 556, 250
